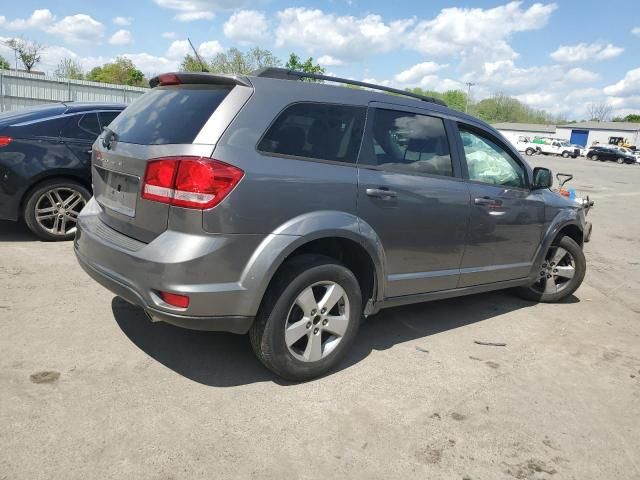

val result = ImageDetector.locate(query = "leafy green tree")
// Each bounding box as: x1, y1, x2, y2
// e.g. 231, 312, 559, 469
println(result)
613, 114, 640, 122
0, 55, 10, 70
206, 47, 281, 75
54, 58, 84, 80
285, 53, 325, 77
405, 88, 469, 112
181, 54, 207, 72
87, 57, 145, 86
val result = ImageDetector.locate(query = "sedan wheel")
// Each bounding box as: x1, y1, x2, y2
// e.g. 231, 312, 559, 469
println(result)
24, 179, 90, 241
617, 157, 624, 164
591, 154, 598, 161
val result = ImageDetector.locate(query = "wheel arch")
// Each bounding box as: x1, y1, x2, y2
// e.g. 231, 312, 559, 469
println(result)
240, 211, 386, 317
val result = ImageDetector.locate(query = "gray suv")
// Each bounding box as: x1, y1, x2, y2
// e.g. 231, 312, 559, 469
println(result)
74, 69, 592, 380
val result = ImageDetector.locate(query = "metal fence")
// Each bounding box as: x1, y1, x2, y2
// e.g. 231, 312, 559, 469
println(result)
0, 69, 148, 112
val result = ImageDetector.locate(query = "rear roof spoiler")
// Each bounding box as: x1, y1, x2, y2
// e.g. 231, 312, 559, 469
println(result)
149, 72, 251, 89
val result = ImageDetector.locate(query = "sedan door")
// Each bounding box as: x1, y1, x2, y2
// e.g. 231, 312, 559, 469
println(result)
356, 104, 470, 298
454, 124, 546, 286
60, 113, 101, 176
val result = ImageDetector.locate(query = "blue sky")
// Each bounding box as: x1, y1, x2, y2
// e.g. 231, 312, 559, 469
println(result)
1, 1, 639, 119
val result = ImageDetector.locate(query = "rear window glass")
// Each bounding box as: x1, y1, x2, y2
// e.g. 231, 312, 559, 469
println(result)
257, 103, 366, 164
107, 85, 231, 145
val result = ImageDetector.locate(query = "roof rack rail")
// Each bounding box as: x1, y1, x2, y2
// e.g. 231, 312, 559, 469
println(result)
252, 67, 448, 107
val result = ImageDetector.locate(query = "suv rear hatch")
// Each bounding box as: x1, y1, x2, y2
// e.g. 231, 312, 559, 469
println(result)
91, 73, 252, 242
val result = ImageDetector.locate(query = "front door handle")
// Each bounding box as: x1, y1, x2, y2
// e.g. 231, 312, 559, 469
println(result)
474, 196, 502, 206
366, 187, 397, 199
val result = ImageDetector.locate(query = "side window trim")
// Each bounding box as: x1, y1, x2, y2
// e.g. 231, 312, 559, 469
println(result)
357, 104, 464, 180
454, 121, 531, 190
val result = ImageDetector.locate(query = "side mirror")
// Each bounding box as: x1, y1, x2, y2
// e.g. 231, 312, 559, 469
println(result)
532, 167, 553, 189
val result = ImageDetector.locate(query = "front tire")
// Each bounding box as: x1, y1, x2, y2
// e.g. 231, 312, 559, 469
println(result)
617, 157, 624, 164
250, 255, 362, 381
562, 151, 570, 158
515, 236, 586, 303
23, 179, 90, 241
591, 154, 598, 161
525, 148, 535, 156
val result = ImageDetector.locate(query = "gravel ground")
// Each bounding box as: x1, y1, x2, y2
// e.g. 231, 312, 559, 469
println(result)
1, 154, 639, 479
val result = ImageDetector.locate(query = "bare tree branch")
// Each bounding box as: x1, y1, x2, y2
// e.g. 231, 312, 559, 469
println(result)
587, 102, 612, 122
5, 37, 45, 72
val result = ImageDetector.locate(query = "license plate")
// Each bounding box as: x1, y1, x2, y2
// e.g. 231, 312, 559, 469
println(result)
95, 168, 139, 217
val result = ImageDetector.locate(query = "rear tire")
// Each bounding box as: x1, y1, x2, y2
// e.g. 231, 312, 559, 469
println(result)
562, 151, 570, 158
525, 148, 535, 156
591, 154, 598, 161
617, 157, 624, 164
514, 236, 585, 303
23, 179, 90, 241
250, 254, 362, 381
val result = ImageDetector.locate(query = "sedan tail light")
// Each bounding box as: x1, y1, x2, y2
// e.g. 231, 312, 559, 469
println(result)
142, 156, 243, 209
0, 136, 13, 148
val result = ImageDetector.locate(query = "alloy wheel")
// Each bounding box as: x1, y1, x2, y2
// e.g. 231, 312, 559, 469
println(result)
530, 245, 576, 295
284, 281, 350, 362
34, 187, 86, 237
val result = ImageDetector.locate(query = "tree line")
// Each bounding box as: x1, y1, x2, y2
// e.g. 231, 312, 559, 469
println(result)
1, 38, 638, 124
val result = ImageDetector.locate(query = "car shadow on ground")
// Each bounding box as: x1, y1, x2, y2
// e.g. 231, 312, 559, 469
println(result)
112, 291, 578, 388
0, 220, 37, 242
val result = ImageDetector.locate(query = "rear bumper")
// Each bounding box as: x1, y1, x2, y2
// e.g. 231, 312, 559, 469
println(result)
76, 251, 253, 333
74, 198, 264, 333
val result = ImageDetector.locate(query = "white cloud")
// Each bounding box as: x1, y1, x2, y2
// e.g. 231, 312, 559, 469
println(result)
2, 9, 55, 30
113, 16, 132, 26
47, 14, 105, 43
0, 9, 104, 44
121, 53, 177, 76
407, 1, 557, 62
162, 31, 177, 39
274, 3, 556, 64
317, 55, 343, 67
152, 0, 248, 22
550, 42, 623, 62
394, 62, 447, 84
109, 29, 132, 46
632, 27, 640, 37
566, 67, 599, 83
165, 39, 223, 60
275, 8, 413, 61
198, 40, 223, 57
166, 40, 190, 60
223, 10, 270, 44
604, 68, 640, 97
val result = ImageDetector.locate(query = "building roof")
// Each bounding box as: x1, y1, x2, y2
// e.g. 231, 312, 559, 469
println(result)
491, 122, 556, 133
556, 121, 640, 132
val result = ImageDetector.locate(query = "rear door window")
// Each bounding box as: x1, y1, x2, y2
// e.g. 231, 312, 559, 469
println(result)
61, 113, 100, 141
107, 85, 231, 145
99, 111, 120, 130
257, 102, 366, 164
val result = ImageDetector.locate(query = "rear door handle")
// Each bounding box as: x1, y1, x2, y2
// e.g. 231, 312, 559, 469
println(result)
366, 187, 397, 199
474, 196, 502, 206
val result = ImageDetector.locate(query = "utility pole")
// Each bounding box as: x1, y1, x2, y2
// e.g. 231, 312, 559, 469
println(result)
465, 82, 475, 113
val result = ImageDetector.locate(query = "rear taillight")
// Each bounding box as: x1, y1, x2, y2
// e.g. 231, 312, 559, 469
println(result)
142, 156, 243, 209
0, 136, 12, 148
